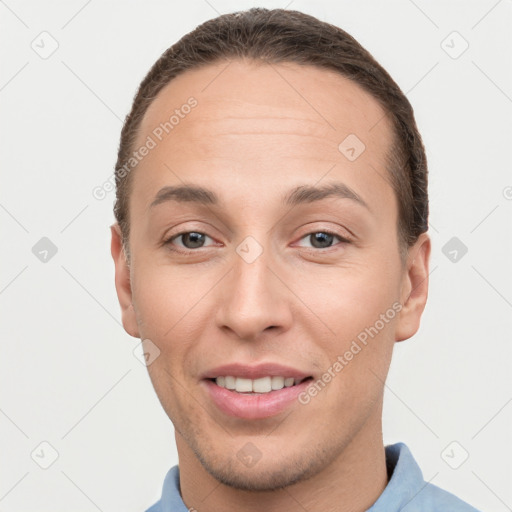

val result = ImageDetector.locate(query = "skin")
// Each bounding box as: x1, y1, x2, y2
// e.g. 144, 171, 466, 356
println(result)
111, 59, 430, 512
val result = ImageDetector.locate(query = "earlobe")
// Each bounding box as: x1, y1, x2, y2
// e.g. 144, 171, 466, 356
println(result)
395, 233, 431, 342
110, 223, 140, 338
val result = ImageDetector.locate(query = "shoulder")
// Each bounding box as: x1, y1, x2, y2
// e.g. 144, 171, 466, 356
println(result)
413, 480, 481, 511
144, 465, 186, 512
369, 443, 481, 512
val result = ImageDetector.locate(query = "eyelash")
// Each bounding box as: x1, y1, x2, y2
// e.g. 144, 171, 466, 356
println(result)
163, 229, 351, 255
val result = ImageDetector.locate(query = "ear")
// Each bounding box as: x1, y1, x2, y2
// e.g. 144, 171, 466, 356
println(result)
110, 223, 140, 338
395, 233, 431, 342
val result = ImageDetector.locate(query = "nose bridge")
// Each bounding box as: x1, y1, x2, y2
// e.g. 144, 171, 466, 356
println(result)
215, 235, 290, 339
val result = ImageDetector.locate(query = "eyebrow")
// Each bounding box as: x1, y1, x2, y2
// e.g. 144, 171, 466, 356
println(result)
284, 182, 368, 208
150, 184, 218, 209
149, 182, 368, 210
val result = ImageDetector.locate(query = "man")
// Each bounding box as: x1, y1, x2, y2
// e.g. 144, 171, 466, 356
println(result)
111, 7, 480, 511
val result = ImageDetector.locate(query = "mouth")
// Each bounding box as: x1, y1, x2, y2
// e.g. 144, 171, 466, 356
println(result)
201, 365, 314, 419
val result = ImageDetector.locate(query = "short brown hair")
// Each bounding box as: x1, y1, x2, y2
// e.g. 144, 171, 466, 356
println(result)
114, 7, 428, 258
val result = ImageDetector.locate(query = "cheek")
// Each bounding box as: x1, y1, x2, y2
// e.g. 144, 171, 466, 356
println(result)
134, 268, 210, 417
295, 260, 401, 338
131, 260, 208, 339
290, 253, 401, 394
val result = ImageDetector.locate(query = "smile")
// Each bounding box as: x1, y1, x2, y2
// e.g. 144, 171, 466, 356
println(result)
212, 375, 310, 393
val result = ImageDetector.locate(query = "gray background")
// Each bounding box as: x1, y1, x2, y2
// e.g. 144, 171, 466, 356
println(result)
1, 0, 511, 510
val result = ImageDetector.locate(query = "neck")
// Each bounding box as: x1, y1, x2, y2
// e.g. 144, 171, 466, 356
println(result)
178, 410, 388, 512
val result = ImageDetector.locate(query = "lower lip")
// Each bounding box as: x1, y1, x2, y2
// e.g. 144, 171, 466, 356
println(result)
202, 379, 312, 419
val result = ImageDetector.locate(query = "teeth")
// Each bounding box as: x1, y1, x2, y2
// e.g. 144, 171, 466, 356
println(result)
224, 376, 236, 390
214, 375, 304, 393
271, 376, 284, 390
253, 377, 271, 393
235, 378, 253, 393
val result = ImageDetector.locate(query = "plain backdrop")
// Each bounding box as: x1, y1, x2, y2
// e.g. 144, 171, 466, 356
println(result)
1, 0, 511, 510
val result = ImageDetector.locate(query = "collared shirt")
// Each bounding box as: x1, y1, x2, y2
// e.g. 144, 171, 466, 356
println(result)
146, 442, 481, 511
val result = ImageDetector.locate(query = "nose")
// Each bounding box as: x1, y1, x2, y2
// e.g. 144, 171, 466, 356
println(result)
215, 242, 293, 341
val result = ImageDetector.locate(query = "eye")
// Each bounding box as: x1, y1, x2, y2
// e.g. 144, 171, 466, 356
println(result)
165, 231, 216, 251
163, 229, 350, 253
296, 230, 349, 249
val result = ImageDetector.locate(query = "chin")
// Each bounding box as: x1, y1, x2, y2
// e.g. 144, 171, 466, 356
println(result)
202, 460, 314, 491
191, 437, 337, 492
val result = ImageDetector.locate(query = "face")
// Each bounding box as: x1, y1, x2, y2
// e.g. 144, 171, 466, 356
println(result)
111, 60, 430, 491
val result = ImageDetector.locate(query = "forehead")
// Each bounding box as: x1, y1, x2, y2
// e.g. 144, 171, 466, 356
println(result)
132, 59, 395, 211
138, 59, 391, 142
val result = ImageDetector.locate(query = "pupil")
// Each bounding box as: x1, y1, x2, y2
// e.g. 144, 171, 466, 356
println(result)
311, 232, 333, 248
184, 232, 204, 248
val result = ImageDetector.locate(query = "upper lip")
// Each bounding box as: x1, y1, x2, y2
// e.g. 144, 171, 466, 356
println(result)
202, 362, 312, 380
